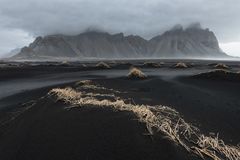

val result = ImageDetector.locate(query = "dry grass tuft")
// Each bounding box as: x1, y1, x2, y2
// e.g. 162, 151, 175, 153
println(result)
49, 87, 188, 138
194, 135, 240, 160
76, 80, 106, 90
75, 80, 123, 93
61, 61, 69, 65
96, 62, 111, 69
75, 80, 93, 86
82, 64, 87, 67
160, 62, 165, 65
214, 63, 229, 69
128, 67, 147, 79
49, 83, 240, 160
174, 62, 188, 69
50, 87, 82, 103
109, 61, 117, 64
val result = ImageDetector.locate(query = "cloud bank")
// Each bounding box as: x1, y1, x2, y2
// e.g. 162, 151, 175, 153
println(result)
0, 0, 240, 56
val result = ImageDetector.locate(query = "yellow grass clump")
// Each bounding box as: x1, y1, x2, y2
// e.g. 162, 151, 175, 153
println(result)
61, 60, 69, 65
96, 62, 111, 69
214, 63, 229, 69
193, 135, 240, 160
109, 61, 117, 64
75, 80, 93, 86
174, 62, 188, 68
75, 80, 123, 93
49, 82, 240, 160
160, 62, 165, 65
127, 67, 147, 79
82, 64, 87, 67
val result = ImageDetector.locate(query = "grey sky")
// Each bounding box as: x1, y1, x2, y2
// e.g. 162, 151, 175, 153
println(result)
0, 0, 240, 56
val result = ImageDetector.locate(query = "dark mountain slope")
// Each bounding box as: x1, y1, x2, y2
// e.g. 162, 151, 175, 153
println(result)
13, 25, 228, 60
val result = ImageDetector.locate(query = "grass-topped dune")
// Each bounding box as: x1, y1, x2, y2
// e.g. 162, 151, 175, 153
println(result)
208, 63, 230, 69
192, 69, 240, 81
49, 80, 240, 160
127, 67, 147, 79
61, 61, 69, 65
75, 80, 93, 86
214, 63, 230, 69
173, 62, 188, 69
95, 62, 111, 69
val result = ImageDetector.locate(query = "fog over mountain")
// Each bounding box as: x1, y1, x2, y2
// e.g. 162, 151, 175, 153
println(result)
0, 48, 21, 58
13, 24, 228, 60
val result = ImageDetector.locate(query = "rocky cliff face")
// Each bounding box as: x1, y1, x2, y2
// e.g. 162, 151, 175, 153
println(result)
13, 26, 228, 59
149, 26, 225, 58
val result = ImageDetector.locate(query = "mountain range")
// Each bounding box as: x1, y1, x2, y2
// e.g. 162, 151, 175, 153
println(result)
12, 25, 228, 60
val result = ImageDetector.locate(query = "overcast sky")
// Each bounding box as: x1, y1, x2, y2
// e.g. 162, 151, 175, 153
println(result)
0, 0, 240, 57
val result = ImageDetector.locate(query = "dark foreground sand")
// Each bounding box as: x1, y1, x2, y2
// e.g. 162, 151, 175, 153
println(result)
0, 60, 239, 160
0, 96, 197, 160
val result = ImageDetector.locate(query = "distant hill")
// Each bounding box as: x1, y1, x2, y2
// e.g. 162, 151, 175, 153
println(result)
12, 24, 228, 60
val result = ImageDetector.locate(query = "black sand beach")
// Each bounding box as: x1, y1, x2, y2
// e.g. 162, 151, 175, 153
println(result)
0, 60, 239, 160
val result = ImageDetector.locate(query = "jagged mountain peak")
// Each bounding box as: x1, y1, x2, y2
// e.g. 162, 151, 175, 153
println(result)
13, 24, 228, 59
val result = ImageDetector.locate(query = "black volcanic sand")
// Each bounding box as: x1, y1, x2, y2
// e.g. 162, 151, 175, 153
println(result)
0, 96, 200, 160
95, 77, 240, 144
191, 69, 240, 81
0, 60, 240, 160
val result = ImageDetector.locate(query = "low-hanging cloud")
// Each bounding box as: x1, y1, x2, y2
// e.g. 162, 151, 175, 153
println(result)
0, 0, 240, 55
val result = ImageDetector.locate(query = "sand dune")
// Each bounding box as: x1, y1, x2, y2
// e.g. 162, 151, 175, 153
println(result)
0, 60, 240, 160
